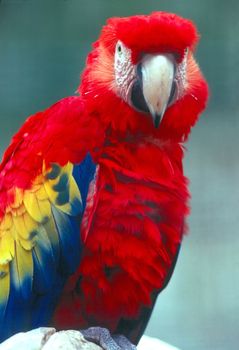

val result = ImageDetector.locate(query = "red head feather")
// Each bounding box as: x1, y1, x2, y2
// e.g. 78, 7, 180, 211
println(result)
80, 12, 208, 141
100, 12, 199, 63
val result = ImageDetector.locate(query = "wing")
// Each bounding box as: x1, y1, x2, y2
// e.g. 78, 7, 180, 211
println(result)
116, 243, 181, 344
0, 97, 98, 342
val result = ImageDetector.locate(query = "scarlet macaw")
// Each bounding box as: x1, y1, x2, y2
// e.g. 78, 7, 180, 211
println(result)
0, 12, 208, 348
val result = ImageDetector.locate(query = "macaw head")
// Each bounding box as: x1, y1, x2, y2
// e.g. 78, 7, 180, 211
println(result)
79, 12, 208, 141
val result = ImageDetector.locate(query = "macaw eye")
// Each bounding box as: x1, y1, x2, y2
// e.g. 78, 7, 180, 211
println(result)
116, 42, 126, 59
115, 41, 126, 58
117, 44, 122, 54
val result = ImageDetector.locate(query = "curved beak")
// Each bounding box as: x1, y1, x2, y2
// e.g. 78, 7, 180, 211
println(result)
133, 54, 175, 128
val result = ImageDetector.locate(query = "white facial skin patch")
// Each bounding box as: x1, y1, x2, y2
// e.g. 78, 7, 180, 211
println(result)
175, 49, 188, 99
114, 41, 136, 103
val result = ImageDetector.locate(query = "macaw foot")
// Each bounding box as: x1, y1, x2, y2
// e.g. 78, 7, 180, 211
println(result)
81, 327, 137, 350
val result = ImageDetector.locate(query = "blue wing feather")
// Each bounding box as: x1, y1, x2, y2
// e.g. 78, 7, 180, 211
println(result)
51, 205, 81, 275
73, 153, 97, 209
0, 153, 97, 342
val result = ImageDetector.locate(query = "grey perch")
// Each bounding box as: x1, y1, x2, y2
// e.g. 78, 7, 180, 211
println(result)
0, 328, 181, 350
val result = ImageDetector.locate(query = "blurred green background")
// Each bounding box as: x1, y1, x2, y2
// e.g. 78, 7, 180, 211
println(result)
0, 1, 239, 349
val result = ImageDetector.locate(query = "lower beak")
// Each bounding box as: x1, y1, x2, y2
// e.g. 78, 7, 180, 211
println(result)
131, 54, 175, 128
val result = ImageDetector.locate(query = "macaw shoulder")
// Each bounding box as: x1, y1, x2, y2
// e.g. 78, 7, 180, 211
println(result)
0, 96, 103, 207
0, 96, 90, 173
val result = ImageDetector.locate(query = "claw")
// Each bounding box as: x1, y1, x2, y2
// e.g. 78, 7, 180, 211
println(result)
113, 334, 137, 350
81, 327, 137, 350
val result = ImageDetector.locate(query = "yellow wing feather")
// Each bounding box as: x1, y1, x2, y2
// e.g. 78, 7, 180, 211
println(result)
0, 264, 10, 315
0, 161, 82, 303
10, 241, 33, 299
0, 213, 13, 231
0, 231, 14, 265
44, 162, 82, 214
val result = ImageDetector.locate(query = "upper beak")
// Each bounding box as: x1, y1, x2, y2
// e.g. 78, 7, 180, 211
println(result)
138, 54, 175, 127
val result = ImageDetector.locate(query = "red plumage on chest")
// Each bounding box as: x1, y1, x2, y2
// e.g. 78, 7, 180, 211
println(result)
54, 134, 189, 335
